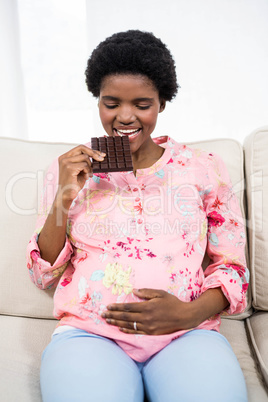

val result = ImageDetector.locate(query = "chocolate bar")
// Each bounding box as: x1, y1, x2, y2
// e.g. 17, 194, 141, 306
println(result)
91, 136, 133, 173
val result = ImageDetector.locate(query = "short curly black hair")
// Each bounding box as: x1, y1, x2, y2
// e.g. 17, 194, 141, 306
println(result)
85, 30, 179, 101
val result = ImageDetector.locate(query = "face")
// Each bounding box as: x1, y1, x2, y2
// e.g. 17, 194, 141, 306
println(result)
98, 74, 165, 155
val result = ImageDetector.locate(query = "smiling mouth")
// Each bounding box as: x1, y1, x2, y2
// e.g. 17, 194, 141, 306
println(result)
113, 128, 141, 138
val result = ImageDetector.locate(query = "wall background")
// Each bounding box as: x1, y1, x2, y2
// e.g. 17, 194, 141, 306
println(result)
1, 0, 268, 144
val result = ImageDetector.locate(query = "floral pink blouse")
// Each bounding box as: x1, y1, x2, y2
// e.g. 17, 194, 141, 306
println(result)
26, 136, 249, 362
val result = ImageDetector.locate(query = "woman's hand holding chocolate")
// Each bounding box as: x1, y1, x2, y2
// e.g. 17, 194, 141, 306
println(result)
56, 145, 105, 208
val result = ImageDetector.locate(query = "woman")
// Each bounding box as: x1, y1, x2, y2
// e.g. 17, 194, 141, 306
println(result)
27, 30, 249, 401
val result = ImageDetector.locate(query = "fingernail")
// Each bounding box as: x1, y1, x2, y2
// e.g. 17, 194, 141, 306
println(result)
100, 152, 106, 156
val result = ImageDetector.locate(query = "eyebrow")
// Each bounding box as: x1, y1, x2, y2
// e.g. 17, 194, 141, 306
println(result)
101, 96, 155, 102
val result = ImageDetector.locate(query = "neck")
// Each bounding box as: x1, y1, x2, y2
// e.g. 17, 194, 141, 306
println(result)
132, 137, 164, 173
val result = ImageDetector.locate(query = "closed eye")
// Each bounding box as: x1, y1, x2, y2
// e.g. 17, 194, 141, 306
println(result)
136, 105, 151, 110
104, 104, 118, 109
104, 103, 151, 110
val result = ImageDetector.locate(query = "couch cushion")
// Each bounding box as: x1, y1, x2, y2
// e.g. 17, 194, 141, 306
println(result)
0, 136, 251, 319
0, 315, 266, 402
221, 318, 268, 401
244, 128, 268, 311
246, 312, 268, 387
0, 315, 56, 402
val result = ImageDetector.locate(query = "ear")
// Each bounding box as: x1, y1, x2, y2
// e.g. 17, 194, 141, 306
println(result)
159, 99, 166, 113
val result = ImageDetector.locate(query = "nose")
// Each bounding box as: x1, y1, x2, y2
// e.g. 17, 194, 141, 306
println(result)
116, 105, 136, 125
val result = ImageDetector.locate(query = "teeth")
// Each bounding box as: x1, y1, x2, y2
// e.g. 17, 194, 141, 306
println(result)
116, 129, 140, 137
119, 129, 138, 134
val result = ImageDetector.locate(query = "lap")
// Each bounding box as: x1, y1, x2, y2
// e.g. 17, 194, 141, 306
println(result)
40, 329, 143, 402
142, 329, 248, 402
40, 329, 247, 402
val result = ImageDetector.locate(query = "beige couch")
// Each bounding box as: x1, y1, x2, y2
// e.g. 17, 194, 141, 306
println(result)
0, 128, 268, 401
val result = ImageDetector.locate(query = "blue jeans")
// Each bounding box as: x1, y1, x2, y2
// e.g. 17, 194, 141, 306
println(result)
40, 328, 248, 401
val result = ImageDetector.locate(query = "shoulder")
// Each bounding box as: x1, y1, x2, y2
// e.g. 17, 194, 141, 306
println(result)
163, 137, 232, 189
165, 136, 222, 168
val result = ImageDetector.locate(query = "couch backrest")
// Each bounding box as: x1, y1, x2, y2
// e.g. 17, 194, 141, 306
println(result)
0, 137, 76, 319
244, 127, 268, 311
0, 136, 251, 320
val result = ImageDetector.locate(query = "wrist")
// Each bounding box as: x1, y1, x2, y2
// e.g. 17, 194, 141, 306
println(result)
189, 288, 230, 327
187, 299, 203, 328
174, 299, 201, 330
54, 191, 73, 212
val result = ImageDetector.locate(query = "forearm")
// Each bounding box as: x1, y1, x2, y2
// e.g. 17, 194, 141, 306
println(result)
38, 194, 71, 265
190, 287, 230, 327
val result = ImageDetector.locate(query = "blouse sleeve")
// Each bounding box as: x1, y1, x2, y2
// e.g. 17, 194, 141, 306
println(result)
26, 158, 73, 290
201, 152, 249, 315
